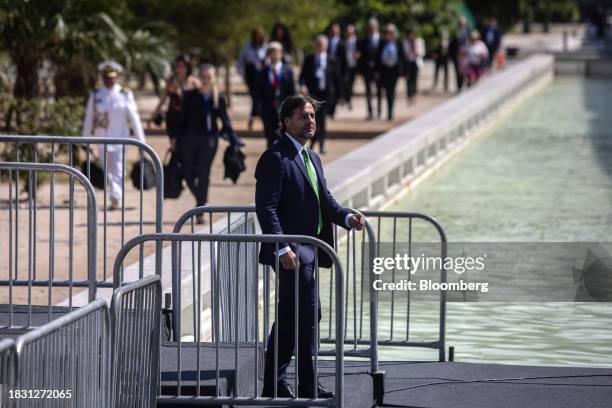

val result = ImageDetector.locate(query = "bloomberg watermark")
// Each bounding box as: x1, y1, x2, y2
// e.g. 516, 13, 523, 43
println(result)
367, 242, 612, 302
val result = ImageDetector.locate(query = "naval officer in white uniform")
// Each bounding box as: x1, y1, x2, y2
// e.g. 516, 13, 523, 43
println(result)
82, 61, 147, 210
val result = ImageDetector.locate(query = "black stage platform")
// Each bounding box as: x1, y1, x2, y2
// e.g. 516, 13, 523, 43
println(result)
379, 361, 612, 408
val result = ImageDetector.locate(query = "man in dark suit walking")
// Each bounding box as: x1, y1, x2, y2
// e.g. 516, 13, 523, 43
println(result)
327, 22, 347, 117
358, 17, 382, 120
255, 95, 365, 398
299, 35, 341, 155
256, 41, 296, 147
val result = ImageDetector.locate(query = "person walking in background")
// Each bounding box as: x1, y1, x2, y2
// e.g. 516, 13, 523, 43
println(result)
237, 27, 268, 131
299, 35, 341, 155
481, 18, 501, 69
153, 55, 199, 151
359, 17, 382, 120
255, 95, 366, 399
402, 29, 425, 105
256, 42, 296, 147
327, 22, 346, 117
270, 22, 295, 63
431, 29, 450, 92
449, 16, 469, 92
377, 24, 404, 121
178, 64, 243, 223
82, 61, 146, 210
344, 24, 359, 110
461, 30, 489, 88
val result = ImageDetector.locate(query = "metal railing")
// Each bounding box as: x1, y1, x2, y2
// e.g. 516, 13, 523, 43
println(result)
362, 210, 448, 362
0, 136, 163, 286
173, 205, 448, 366
111, 275, 162, 408
14, 298, 111, 407
0, 339, 17, 408
113, 233, 345, 407
0, 162, 97, 332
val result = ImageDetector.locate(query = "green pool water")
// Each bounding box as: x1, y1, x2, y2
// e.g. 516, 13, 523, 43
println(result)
377, 76, 612, 367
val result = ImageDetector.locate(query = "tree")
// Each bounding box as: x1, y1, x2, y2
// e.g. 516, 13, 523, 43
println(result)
0, 0, 168, 99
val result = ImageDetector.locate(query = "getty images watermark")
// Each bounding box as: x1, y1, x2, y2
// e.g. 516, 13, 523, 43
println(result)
368, 242, 612, 302
372, 252, 489, 293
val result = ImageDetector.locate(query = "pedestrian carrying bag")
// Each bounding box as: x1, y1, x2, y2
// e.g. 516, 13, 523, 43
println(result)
130, 158, 156, 190
163, 149, 184, 199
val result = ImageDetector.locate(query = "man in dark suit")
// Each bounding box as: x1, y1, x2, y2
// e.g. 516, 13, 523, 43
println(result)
299, 35, 341, 155
358, 17, 382, 120
256, 41, 296, 147
327, 22, 347, 117
255, 95, 365, 398
481, 17, 501, 69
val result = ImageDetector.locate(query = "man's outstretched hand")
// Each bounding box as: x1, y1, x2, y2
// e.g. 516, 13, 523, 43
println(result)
349, 212, 366, 230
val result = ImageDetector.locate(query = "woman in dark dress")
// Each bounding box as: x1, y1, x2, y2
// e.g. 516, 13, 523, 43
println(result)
154, 55, 199, 150
178, 64, 243, 223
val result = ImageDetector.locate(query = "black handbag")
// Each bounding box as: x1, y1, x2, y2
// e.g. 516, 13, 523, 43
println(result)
130, 158, 156, 190
80, 160, 105, 190
223, 145, 246, 184
163, 149, 184, 199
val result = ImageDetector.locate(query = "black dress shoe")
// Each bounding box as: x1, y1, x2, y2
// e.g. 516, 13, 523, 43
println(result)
261, 381, 295, 398
299, 382, 334, 398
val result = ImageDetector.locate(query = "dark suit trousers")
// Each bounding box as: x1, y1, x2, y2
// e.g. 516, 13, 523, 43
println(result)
263, 260, 321, 393
406, 61, 419, 100
345, 67, 357, 105
311, 90, 328, 151
363, 68, 381, 117
262, 109, 280, 148
179, 134, 218, 206
380, 66, 399, 120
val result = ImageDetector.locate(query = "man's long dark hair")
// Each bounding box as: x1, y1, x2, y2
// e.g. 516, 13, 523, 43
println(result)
277, 95, 322, 137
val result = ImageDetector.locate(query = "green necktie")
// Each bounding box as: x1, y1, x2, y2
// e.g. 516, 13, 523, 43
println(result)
301, 148, 323, 234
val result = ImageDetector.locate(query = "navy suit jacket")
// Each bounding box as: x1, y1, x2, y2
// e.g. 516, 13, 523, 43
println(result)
255, 134, 351, 268
255, 62, 296, 120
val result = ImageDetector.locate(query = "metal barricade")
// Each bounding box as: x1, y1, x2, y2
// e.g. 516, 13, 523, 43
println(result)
113, 233, 345, 407
172, 206, 380, 373
0, 162, 97, 332
172, 206, 448, 369
111, 275, 162, 408
14, 298, 111, 407
362, 210, 447, 362
172, 206, 258, 344
0, 339, 17, 407
0, 135, 163, 287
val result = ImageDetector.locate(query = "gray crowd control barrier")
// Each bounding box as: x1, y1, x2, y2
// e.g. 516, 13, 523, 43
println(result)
111, 275, 161, 408
114, 233, 345, 407
174, 205, 448, 367
0, 162, 97, 333
0, 277, 160, 408
14, 298, 111, 407
0, 338, 17, 407
0, 135, 163, 287
363, 210, 448, 363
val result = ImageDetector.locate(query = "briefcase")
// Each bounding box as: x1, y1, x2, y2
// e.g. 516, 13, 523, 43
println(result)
130, 158, 156, 190
80, 160, 105, 190
163, 149, 184, 199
